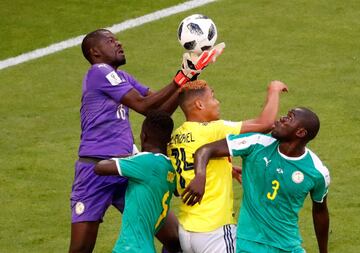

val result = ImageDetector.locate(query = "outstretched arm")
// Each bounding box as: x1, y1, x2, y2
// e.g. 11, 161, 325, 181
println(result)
156, 88, 180, 115
312, 197, 329, 253
94, 160, 119, 176
240, 80, 288, 134
121, 81, 178, 115
121, 45, 224, 116
182, 139, 230, 206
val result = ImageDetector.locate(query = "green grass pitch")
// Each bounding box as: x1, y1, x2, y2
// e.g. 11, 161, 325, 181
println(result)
0, 0, 359, 252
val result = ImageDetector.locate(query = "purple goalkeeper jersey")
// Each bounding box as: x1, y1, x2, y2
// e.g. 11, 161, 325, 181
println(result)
78, 63, 149, 159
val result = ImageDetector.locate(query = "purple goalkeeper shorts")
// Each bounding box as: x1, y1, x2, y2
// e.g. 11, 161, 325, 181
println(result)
70, 160, 128, 223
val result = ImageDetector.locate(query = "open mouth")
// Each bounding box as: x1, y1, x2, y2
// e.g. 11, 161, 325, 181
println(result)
117, 48, 124, 55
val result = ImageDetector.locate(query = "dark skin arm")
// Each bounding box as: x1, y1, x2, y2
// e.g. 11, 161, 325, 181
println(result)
157, 89, 180, 115
182, 139, 230, 205
232, 165, 242, 184
121, 81, 179, 116
240, 80, 288, 134
312, 196, 329, 253
94, 160, 119, 176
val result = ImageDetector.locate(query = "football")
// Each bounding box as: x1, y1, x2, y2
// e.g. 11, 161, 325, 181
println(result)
177, 14, 217, 54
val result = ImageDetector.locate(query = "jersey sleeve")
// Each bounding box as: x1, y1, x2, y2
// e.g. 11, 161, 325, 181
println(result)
226, 133, 276, 157
89, 64, 134, 102
112, 154, 152, 182
212, 120, 242, 139
310, 165, 330, 203
121, 71, 150, 96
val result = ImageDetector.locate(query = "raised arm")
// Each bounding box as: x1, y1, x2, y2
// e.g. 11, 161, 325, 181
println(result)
121, 81, 179, 115
312, 197, 329, 253
121, 45, 225, 115
182, 139, 230, 206
240, 80, 288, 134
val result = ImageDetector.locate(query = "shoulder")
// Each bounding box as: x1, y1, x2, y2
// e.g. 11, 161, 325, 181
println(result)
208, 120, 242, 133
181, 120, 231, 130
134, 152, 170, 163
89, 63, 114, 75
86, 64, 113, 83
307, 149, 331, 187
89, 64, 129, 86
216, 119, 241, 127
228, 133, 276, 146
116, 69, 133, 79
155, 154, 175, 171
117, 69, 145, 86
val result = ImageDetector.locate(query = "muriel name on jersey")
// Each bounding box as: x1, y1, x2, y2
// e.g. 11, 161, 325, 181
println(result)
170, 132, 195, 144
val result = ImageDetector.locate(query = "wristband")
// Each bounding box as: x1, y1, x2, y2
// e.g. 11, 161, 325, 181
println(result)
174, 70, 190, 87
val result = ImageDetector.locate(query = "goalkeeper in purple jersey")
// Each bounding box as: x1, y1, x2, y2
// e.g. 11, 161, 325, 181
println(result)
69, 28, 224, 253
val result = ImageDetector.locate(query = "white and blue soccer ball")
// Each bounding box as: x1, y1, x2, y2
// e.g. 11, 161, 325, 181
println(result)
177, 14, 217, 54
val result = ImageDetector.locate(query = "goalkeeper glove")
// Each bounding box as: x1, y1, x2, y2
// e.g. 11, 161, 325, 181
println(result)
174, 42, 226, 87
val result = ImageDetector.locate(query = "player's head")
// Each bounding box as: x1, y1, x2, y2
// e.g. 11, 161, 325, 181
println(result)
81, 29, 126, 67
271, 107, 320, 144
140, 110, 174, 150
178, 80, 220, 121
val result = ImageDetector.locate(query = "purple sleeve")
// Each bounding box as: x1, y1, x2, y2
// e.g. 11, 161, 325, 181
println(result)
88, 64, 133, 102
118, 70, 150, 96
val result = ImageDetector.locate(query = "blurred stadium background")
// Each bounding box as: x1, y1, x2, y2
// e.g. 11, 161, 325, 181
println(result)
0, 0, 359, 252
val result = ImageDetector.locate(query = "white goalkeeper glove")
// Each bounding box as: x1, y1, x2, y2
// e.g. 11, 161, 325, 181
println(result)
174, 42, 226, 87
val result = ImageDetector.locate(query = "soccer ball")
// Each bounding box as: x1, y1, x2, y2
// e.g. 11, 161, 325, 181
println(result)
177, 14, 217, 54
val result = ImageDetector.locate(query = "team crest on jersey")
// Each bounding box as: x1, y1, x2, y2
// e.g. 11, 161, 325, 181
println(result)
233, 139, 247, 146
292, 171, 304, 184
75, 202, 85, 215
167, 171, 175, 183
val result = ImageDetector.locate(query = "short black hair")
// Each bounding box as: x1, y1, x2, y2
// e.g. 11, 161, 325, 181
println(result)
142, 110, 174, 144
296, 107, 320, 141
81, 29, 110, 63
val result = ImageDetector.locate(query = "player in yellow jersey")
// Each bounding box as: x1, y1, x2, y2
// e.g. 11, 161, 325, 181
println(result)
167, 79, 288, 253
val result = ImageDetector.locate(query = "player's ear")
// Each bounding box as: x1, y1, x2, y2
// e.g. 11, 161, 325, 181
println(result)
141, 131, 147, 142
90, 47, 101, 59
296, 127, 307, 139
194, 99, 204, 110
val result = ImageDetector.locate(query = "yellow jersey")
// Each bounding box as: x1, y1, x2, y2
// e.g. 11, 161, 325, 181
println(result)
167, 120, 242, 232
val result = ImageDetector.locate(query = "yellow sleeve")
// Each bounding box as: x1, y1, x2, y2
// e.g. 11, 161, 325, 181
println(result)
210, 120, 242, 140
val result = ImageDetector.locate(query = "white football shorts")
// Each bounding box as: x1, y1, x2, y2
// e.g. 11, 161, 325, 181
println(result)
179, 224, 236, 253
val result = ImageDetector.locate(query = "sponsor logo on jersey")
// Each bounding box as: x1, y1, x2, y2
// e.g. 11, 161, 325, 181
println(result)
263, 157, 271, 167
106, 71, 125, 86
75, 202, 85, 215
276, 168, 284, 174
292, 171, 304, 184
